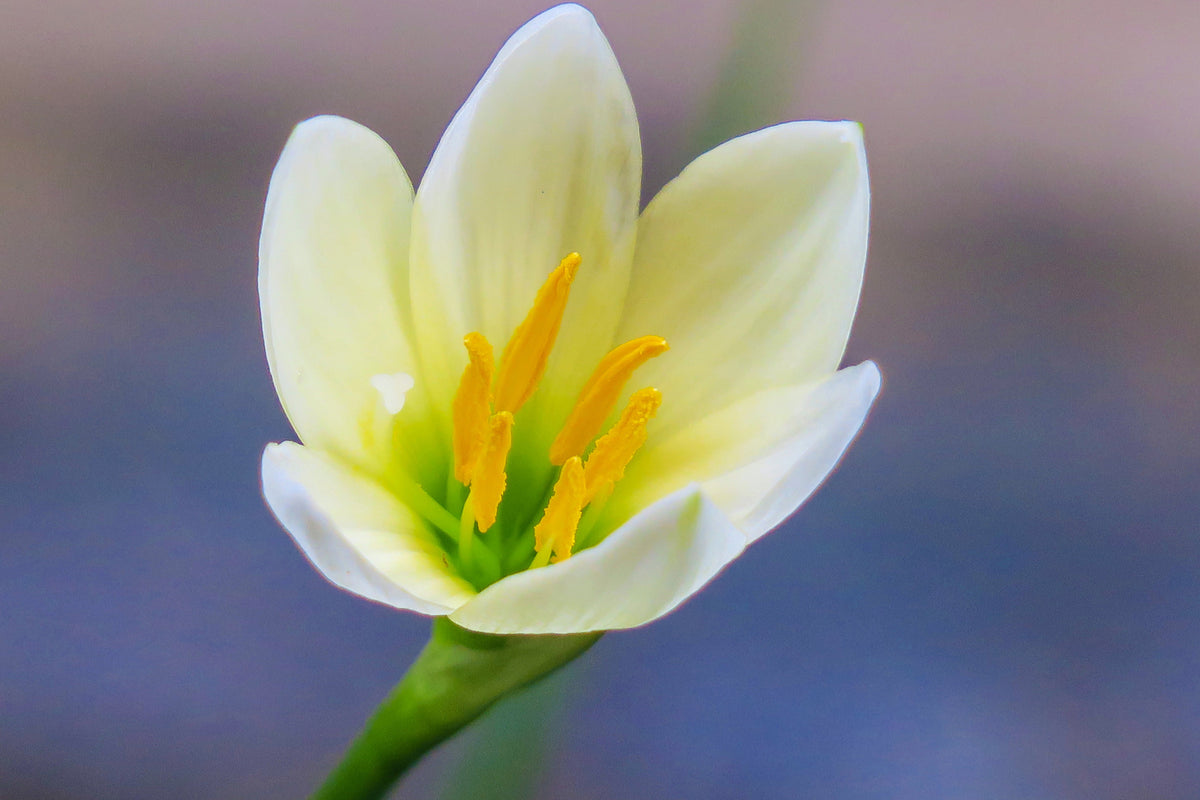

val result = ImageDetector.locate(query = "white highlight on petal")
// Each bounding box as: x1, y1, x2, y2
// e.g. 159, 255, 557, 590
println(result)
370, 372, 416, 415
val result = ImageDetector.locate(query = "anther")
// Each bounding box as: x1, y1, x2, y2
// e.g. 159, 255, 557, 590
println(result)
493, 253, 581, 414
532, 456, 586, 566
470, 411, 514, 532
582, 387, 662, 505
452, 333, 495, 484
550, 335, 668, 464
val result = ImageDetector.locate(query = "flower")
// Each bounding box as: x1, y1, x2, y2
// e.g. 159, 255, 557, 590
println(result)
259, 3, 880, 635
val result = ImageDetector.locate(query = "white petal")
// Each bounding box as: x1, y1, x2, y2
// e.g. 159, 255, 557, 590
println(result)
409, 4, 642, 430
698, 362, 880, 539
450, 485, 745, 634
617, 121, 870, 435
260, 116, 425, 471
261, 442, 476, 614
613, 362, 881, 542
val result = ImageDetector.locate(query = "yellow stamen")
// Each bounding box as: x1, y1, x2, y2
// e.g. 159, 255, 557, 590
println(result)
532, 457, 586, 566
451, 332, 495, 484
470, 411, 514, 532
549, 335, 669, 464
493, 253, 581, 414
582, 387, 662, 505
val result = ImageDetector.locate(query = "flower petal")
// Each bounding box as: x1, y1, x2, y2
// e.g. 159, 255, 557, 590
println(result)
450, 485, 745, 634
612, 362, 881, 542
260, 115, 429, 473
409, 4, 642, 431
617, 121, 870, 435
261, 442, 476, 614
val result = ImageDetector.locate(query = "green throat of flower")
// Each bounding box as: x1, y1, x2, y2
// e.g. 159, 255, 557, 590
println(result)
401, 253, 668, 592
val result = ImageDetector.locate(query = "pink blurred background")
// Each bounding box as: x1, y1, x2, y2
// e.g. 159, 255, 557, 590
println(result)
2, 2, 1198, 798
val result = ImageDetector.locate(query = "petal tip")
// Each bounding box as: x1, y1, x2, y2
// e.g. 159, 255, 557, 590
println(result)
282, 115, 396, 162
536, 3, 598, 25
857, 359, 883, 397
288, 114, 366, 144
509, 2, 604, 51
835, 120, 865, 145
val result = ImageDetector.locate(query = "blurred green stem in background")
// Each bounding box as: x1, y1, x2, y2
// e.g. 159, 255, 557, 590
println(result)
692, 0, 822, 156
436, 660, 580, 800
310, 619, 599, 800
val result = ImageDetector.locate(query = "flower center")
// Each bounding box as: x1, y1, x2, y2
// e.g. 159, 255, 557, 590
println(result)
448, 253, 667, 587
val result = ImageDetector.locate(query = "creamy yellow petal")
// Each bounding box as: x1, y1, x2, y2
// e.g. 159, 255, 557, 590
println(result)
259, 116, 430, 474
409, 5, 641, 434
616, 121, 869, 436
612, 362, 881, 542
261, 442, 476, 613
450, 485, 745, 634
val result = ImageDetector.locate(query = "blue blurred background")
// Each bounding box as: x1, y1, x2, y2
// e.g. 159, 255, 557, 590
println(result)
2, 1, 1198, 797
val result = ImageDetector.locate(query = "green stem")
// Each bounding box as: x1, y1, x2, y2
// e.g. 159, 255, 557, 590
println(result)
310, 618, 601, 800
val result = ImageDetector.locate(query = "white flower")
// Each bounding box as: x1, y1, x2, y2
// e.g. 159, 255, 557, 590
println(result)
259, 3, 879, 635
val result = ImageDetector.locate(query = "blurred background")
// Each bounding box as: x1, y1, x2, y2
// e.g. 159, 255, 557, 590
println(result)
2, 0, 1199, 797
